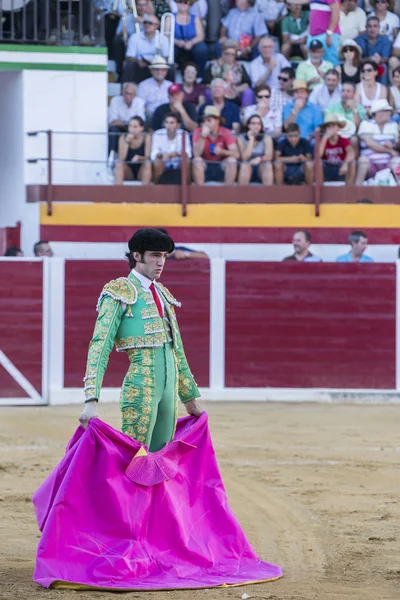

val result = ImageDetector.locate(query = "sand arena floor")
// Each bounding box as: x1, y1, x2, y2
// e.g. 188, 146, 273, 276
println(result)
0, 402, 399, 600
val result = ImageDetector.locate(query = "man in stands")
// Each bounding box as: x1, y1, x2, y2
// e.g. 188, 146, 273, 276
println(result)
274, 123, 314, 185
137, 57, 173, 119
34, 241, 53, 257
309, 69, 342, 111
325, 82, 366, 127
150, 112, 192, 184
283, 80, 324, 140
157, 228, 209, 260
308, 0, 341, 65
340, 0, 367, 41
319, 114, 356, 184
296, 40, 334, 89
108, 83, 146, 156
336, 231, 374, 262
121, 14, 169, 84
249, 36, 291, 90
112, 0, 150, 82
151, 84, 198, 132
355, 17, 392, 84
192, 106, 239, 185
198, 78, 240, 132
282, 230, 322, 262
270, 67, 295, 112
4, 247, 23, 257
281, 2, 309, 60
219, 0, 268, 60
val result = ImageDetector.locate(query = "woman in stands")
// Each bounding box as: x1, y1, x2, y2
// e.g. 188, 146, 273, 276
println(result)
237, 114, 273, 185
389, 66, 400, 121
241, 84, 282, 138
180, 62, 206, 107
355, 59, 388, 116
337, 39, 362, 84
174, 0, 209, 77
115, 116, 152, 185
203, 39, 253, 107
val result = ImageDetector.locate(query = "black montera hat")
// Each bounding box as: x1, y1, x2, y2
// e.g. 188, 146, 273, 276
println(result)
128, 228, 175, 254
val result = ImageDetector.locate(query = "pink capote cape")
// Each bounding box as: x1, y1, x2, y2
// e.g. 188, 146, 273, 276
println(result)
33, 413, 283, 590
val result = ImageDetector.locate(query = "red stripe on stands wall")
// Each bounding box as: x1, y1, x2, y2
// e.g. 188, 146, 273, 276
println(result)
225, 262, 396, 389
0, 262, 43, 397
41, 225, 400, 245
64, 260, 210, 389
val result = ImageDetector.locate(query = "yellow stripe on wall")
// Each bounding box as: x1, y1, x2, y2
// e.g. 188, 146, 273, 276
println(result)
40, 203, 400, 228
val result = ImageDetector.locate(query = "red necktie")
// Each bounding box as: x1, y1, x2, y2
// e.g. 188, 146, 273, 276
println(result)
150, 283, 163, 318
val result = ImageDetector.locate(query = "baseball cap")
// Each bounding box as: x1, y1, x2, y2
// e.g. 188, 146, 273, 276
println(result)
308, 39, 323, 51
168, 83, 181, 95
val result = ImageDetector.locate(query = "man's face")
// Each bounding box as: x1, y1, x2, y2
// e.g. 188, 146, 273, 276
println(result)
309, 48, 324, 63
293, 88, 308, 102
123, 84, 135, 106
374, 109, 391, 125
278, 72, 291, 91
341, 83, 355, 102
351, 236, 368, 256
169, 90, 184, 105
137, 0, 147, 15
259, 39, 275, 60
287, 2, 301, 16
236, 0, 249, 10
393, 70, 400, 87
204, 116, 219, 132
286, 130, 300, 147
366, 19, 380, 38
143, 16, 159, 35
325, 73, 339, 92
212, 81, 225, 100
37, 243, 53, 257
292, 232, 310, 254
344, 0, 358, 11
152, 67, 168, 83
134, 250, 168, 280
165, 116, 179, 135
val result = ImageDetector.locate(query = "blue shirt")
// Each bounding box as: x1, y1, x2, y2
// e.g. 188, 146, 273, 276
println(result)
282, 100, 323, 139
354, 33, 392, 59
198, 100, 240, 130
221, 7, 268, 42
336, 252, 374, 262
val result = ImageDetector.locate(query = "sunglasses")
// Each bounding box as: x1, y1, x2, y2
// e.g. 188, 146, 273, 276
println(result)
278, 76, 289, 81
343, 47, 355, 52
143, 20, 157, 25
257, 94, 270, 99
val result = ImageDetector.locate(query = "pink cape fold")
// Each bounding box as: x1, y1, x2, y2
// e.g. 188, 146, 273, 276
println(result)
33, 414, 283, 590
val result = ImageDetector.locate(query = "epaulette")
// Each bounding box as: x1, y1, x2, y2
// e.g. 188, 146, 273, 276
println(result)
96, 277, 138, 312
156, 282, 181, 307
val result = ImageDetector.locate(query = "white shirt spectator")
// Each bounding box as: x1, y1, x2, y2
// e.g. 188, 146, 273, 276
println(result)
309, 83, 342, 111
137, 77, 174, 115
340, 7, 367, 41
249, 53, 290, 89
108, 94, 146, 124
358, 118, 399, 164
371, 10, 400, 41
150, 128, 192, 167
256, 0, 287, 21
170, 0, 208, 18
126, 32, 169, 62
242, 104, 282, 134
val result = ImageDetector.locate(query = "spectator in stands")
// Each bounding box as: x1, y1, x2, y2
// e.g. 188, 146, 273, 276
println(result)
270, 67, 295, 112
34, 241, 53, 257
336, 231, 374, 262
296, 40, 334, 89
389, 66, 400, 119
281, 2, 309, 60
121, 14, 169, 84
150, 83, 198, 132
114, 116, 152, 185
198, 78, 241, 131
238, 114, 273, 184
308, 0, 341, 66
249, 36, 291, 91
157, 228, 209, 259
152, 0, 172, 20
173, 0, 208, 78
219, 0, 268, 60
337, 39, 362, 85
203, 39, 253, 107
112, 0, 150, 81
320, 114, 356, 184
370, 0, 399, 42
4, 247, 23, 257
180, 62, 206, 108
170, 0, 208, 19
242, 84, 282, 137
309, 69, 342, 111
355, 17, 392, 84
108, 83, 146, 156
325, 82, 366, 128
282, 230, 322, 262
340, 0, 367, 42
355, 59, 388, 116
151, 112, 192, 184
274, 123, 314, 185
137, 57, 173, 118
390, 33, 400, 78
283, 80, 324, 140
355, 98, 400, 184
256, 0, 287, 36
192, 106, 239, 184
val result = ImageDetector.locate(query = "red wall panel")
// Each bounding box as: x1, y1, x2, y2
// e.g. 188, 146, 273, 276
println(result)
225, 263, 396, 389
0, 261, 43, 396
64, 260, 210, 389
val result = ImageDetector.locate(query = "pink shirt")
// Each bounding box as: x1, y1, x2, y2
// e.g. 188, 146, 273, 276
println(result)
309, 0, 341, 36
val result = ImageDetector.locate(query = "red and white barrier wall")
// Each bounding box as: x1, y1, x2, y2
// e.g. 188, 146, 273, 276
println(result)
1, 258, 399, 406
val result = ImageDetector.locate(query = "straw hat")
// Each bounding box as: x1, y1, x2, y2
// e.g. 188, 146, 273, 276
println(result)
323, 113, 347, 128
288, 80, 310, 94
339, 39, 362, 60
149, 56, 169, 70
201, 105, 224, 120
370, 99, 394, 115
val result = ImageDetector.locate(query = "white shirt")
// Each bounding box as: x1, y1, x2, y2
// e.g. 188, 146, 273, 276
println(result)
256, 0, 287, 21
309, 83, 342, 111
371, 10, 400, 42
242, 104, 282, 134
339, 7, 367, 41
131, 269, 164, 315
108, 95, 146, 124
126, 31, 169, 61
150, 128, 192, 166
249, 53, 291, 89
137, 77, 174, 116
358, 119, 399, 164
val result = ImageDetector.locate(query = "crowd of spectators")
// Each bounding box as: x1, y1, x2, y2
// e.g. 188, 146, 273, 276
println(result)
104, 0, 400, 185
